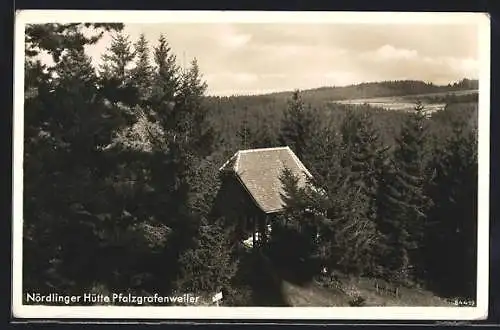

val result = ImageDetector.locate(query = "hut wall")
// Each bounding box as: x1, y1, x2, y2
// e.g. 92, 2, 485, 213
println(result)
212, 173, 265, 241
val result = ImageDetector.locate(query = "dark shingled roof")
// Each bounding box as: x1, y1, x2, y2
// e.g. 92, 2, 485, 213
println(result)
219, 146, 313, 213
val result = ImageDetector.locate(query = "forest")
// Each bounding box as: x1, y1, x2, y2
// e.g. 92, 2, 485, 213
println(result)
22, 24, 478, 306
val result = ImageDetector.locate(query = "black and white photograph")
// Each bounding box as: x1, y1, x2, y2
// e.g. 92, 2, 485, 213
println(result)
12, 10, 490, 320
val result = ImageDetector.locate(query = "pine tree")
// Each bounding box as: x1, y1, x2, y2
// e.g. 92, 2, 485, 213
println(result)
25, 23, 123, 63
277, 162, 381, 276
278, 167, 311, 230
138, 43, 223, 294
101, 35, 170, 269
150, 34, 179, 122
172, 59, 230, 291
175, 58, 214, 157
378, 101, 432, 281
278, 113, 381, 275
339, 110, 389, 275
272, 168, 323, 271
100, 32, 135, 81
170, 58, 217, 219
130, 33, 154, 102
254, 114, 278, 148
98, 32, 138, 110
237, 106, 252, 149
305, 124, 343, 191
24, 49, 112, 293
173, 219, 238, 297
235, 106, 276, 149
145, 35, 182, 224
279, 90, 318, 160
323, 185, 380, 275
425, 119, 477, 297
23, 23, 124, 295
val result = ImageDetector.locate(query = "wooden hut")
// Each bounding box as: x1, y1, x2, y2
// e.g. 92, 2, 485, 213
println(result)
212, 146, 313, 248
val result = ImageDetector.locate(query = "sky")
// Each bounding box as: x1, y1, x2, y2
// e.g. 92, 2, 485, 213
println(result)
81, 22, 479, 96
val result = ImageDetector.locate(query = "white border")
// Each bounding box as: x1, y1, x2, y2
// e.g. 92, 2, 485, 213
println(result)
14, 10, 485, 24
12, 10, 490, 320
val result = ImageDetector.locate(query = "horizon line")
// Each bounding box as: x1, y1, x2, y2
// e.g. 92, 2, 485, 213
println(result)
205, 77, 479, 97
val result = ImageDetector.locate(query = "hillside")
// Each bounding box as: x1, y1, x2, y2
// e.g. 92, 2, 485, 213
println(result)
204, 78, 478, 118
239, 251, 454, 307
264, 78, 478, 102
283, 277, 452, 307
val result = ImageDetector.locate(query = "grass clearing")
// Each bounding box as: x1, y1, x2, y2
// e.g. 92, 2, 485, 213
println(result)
242, 250, 453, 307
280, 275, 452, 307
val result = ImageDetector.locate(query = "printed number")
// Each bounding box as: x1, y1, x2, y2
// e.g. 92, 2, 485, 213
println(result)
451, 298, 475, 306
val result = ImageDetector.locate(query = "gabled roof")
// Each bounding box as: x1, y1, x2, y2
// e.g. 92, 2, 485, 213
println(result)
219, 146, 313, 214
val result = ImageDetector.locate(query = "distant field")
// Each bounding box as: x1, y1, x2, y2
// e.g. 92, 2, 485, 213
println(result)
333, 89, 478, 112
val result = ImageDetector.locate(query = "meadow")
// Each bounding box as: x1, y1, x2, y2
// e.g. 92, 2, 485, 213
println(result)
333, 89, 478, 113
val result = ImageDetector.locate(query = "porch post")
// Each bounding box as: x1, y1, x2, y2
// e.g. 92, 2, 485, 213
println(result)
263, 215, 268, 244
252, 217, 256, 247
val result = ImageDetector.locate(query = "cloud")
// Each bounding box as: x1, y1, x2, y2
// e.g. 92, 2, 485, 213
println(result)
235, 23, 478, 59
358, 45, 419, 64
221, 32, 252, 49
374, 45, 419, 60
424, 56, 479, 76
210, 24, 253, 49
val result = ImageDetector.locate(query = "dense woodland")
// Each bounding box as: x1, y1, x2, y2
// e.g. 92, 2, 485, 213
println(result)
262, 78, 478, 103
23, 24, 478, 305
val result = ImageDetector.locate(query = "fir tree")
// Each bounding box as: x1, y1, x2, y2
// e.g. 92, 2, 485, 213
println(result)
254, 113, 278, 148
98, 32, 138, 111
150, 34, 179, 121
237, 106, 252, 149
173, 58, 217, 219
23, 23, 124, 294
145, 35, 182, 220
278, 167, 311, 229
173, 219, 238, 297
175, 58, 214, 157
170, 58, 231, 294
279, 90, 318, 160
272, 168, 322, 271
339, 110, 389, 275
424, 119, 477, 297
100, 32, 135, 81
130, 33, 154, 102
24, 49, 117, 293
378, 101, 432, 281
143, 47, 222, 294
25, 23, 123, 63
305, 124, 343, 191
277, 163, 381, 276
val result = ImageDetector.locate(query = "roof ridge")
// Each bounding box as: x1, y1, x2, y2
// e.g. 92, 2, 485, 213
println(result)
218, 151, 239, 171
234, 150, 241, 173
238, 146, 290, 153
285, 147, 313, 178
